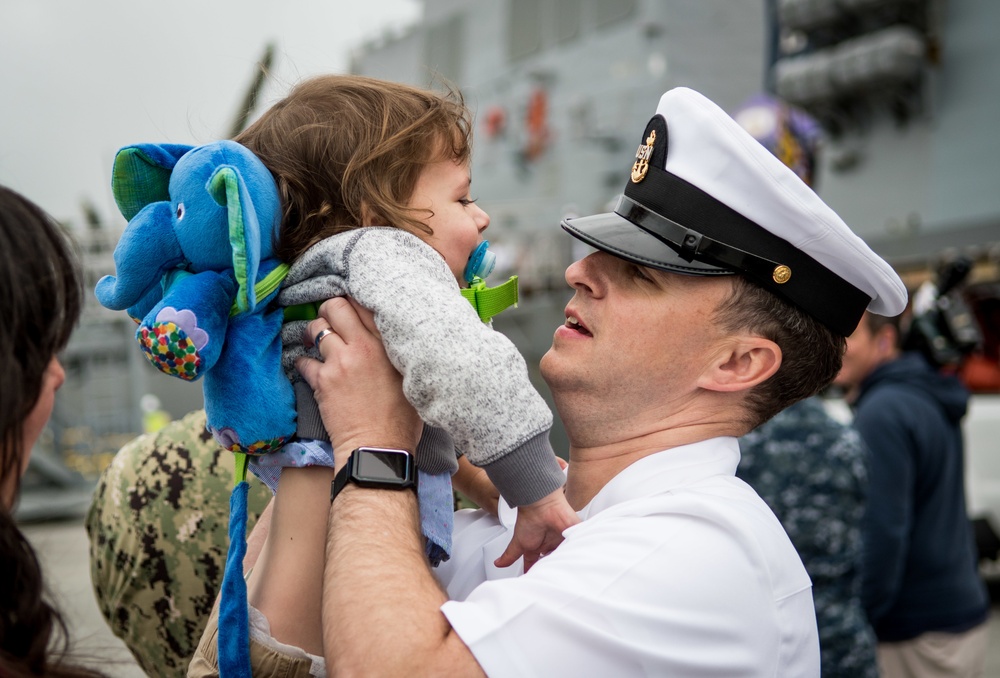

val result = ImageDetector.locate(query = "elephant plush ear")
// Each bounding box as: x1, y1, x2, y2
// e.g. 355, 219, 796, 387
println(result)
208, 162, 265, 313
112, 144, 194, 221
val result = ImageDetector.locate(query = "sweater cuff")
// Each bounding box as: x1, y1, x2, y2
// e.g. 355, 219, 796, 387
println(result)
294, 381, 330, 442
481, 432, 564, 507
416, 426, 459, 475
294, 387, 459, 476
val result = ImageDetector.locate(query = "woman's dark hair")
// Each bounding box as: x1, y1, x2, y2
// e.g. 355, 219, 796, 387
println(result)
235, 74, 473, 263
0, 185, 98, 676
0, 186, 81, 495
0, 510, 102, 677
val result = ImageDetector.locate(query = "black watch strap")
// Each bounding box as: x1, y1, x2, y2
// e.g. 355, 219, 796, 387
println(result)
331, 461, 353, 503
330, 447, 417, 504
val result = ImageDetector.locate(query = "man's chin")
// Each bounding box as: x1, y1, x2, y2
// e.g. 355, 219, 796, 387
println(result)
539, 347, 556, 384
539, 348, 577, 392
539, 349, 586, 396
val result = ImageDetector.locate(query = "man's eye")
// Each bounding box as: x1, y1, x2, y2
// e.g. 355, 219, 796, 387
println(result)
630, 264, 652, 281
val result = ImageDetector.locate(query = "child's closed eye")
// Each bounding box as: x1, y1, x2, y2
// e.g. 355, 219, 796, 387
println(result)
459, 197, 478, 206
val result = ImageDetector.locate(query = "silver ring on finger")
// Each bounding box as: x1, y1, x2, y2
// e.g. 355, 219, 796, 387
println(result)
314, 328, 334, 347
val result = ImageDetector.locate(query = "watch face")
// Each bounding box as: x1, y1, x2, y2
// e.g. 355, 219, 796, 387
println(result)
354, 448, 412, 483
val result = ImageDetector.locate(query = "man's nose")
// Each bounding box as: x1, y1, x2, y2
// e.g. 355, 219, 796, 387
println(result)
565, 252, 603, 295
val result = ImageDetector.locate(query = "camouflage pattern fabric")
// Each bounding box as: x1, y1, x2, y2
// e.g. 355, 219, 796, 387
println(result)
85, 410, 272, 677
737, 397, 879, 678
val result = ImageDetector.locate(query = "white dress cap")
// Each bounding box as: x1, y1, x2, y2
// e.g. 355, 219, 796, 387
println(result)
562, 87, 907, 335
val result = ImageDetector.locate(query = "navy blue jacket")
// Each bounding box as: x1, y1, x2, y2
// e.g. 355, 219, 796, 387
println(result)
853, 352, 989, 642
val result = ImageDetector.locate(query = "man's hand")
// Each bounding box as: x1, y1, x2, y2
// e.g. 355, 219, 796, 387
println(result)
495, 486, 580, 572
296, 297, 421, 462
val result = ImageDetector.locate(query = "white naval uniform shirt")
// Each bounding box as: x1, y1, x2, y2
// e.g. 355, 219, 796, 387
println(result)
435, 437, 820, 677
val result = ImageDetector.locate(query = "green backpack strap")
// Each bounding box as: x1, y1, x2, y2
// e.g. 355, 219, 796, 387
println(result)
280, 274, 519, 327
233, 451, 249, 486
461, 275, 519, 323
283, 301, 320, 322
229, 263, 291, 317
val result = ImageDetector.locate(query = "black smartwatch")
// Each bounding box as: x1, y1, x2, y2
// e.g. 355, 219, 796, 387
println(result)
331, 447, 417, 504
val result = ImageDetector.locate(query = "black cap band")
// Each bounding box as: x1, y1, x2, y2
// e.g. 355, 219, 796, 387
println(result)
615, 195, 783, 281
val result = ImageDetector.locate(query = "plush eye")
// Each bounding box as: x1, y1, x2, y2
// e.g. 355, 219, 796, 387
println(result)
176, 203, 185, 220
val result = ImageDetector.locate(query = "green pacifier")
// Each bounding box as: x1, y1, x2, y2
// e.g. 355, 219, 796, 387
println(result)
461, 241, 518, 323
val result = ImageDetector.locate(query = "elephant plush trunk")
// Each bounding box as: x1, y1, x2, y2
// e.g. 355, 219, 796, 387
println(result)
95, 201, 185, 310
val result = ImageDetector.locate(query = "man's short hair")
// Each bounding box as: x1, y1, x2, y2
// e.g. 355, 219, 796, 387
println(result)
715, 275, 846, 430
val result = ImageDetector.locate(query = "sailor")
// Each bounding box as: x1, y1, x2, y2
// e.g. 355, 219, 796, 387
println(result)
290, 85, 908, 676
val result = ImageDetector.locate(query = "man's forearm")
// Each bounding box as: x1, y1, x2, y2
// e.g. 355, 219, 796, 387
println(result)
323, 485, 484, 677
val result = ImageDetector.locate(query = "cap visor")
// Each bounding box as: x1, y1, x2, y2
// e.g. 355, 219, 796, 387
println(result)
562, 212, 731, 276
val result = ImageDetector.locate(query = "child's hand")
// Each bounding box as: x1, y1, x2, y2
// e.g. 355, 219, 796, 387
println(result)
453, 456, 501, 516
494, 487, 580, 572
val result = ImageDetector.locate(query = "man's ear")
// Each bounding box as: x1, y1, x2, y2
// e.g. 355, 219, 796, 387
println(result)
697, 337, 782, 393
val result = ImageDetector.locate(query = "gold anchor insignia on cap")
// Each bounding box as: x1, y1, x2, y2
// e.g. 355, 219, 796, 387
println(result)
772, 265, 792, 284
631, 129, 656, 183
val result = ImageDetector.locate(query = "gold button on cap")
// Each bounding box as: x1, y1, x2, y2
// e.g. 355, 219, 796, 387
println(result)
772, 265, 792, 284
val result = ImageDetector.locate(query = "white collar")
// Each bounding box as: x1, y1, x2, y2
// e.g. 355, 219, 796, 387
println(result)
496, 437, 740, 529
578, 437, 741, 521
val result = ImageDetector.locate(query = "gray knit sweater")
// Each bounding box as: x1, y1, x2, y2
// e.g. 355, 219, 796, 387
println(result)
278, 228, 564, 507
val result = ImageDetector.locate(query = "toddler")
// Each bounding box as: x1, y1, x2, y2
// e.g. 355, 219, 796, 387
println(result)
190, 75, 579, 675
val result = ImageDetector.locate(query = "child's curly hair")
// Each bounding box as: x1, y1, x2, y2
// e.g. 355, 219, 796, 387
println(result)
235, 74, 473, 263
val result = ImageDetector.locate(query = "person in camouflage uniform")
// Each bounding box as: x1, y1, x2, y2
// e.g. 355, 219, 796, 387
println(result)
737, 396, 879, 678
85, 409, 272, 677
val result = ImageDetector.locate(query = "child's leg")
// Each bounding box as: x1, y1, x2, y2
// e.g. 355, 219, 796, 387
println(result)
247, 465, 334, 656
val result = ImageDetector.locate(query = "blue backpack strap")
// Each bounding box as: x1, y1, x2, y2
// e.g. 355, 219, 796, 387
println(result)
218, 453, 252, 677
